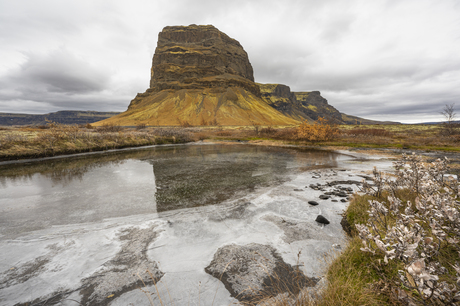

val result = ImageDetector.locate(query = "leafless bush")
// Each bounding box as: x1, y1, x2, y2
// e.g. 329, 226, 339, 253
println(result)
135, 123, 147, 130
357, 153, 460, 304
440, 103, 459, 136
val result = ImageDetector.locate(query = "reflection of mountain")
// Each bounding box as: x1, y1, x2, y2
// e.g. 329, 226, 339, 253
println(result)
0, 149, 157, 187
151, 145, 340, 213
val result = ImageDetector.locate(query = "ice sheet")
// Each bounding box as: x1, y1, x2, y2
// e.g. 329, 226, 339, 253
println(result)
0, 144, 394, 305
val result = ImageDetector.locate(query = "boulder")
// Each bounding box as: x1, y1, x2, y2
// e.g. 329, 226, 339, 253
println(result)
205, 243, 317, 303
315, 215, 330, 224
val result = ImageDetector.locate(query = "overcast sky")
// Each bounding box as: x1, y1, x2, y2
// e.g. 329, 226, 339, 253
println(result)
1, 0, 459, 123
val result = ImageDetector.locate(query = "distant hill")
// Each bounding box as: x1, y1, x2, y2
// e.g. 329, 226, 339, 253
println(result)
340, 113, 400, 125
0, 111, 120, 126
418, 121, 458, 125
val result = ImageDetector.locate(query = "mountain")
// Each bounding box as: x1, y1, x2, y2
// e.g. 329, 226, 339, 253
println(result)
97, 25, 298, 126
0, 111, 120, 126
94, 24, 394, 127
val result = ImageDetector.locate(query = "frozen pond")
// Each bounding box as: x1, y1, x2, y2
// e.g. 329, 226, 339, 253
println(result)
0, 143, 393, 305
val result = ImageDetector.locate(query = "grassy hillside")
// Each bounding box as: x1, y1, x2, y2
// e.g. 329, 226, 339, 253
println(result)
95, 87, 299, 127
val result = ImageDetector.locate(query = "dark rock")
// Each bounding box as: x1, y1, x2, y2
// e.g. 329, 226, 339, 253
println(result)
327, 180, 362, 186
308, 200, 319, 206
205, 243, 318, 303
293, 189, 303, 191
331, 199, 338, 202
319, 195, 330, 200
315, 215, 330, 225
340, 199, 348, 202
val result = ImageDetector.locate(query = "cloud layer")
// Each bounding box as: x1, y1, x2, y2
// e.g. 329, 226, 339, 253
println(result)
0, 0, 459, 122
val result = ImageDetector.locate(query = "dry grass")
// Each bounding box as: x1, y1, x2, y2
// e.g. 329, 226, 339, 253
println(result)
5, 121, 457, 162
315, 124, 460, 151
0, 123, 195, 161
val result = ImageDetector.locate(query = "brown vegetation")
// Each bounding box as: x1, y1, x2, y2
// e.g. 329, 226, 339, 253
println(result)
3, 120, 460, 162
296, 117, 339, 141
0, 122, 195, 161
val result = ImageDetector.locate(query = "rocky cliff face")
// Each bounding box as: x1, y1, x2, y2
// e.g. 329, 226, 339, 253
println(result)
149, 25, 258, 95
259, 84, 344, 124
100, 25, 297, 126
294, 91, 343, 123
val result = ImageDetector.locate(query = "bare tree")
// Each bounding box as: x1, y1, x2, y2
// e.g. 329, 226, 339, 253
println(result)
440, 103, 458, 135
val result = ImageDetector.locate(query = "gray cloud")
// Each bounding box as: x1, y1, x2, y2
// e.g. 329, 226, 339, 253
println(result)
0, 0, 459, 123
17, 49, 109, 93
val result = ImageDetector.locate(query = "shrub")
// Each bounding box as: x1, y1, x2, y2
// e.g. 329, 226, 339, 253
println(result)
356, 153, 460, 304
296, 117, 338, 142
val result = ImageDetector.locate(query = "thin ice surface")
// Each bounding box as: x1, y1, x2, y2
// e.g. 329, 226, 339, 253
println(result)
0, 144, 394, 305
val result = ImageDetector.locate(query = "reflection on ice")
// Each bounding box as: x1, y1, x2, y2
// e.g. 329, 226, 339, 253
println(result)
0, 144, 394, 305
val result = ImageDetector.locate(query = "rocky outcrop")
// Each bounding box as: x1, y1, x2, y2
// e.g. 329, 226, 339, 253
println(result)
294, 91, 343, 122
205, 243, 317, 303
99, 25, 297, 126
259, 84, 344, 124
149, 25, 259, 95
258, 83, 307, 121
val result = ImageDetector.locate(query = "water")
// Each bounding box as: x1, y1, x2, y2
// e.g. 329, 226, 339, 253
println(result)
0, 143, 392, 305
